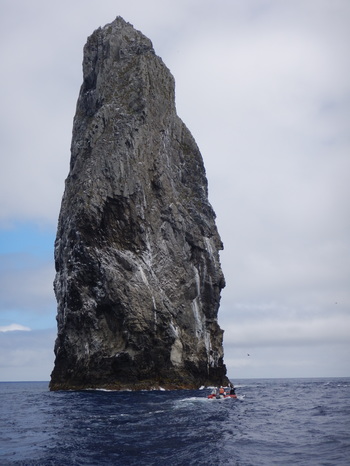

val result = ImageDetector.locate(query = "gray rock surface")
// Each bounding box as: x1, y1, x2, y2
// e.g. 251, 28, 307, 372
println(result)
50, 17, 228, 390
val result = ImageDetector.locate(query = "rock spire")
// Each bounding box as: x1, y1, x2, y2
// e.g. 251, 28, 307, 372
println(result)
50, 17, 228, 390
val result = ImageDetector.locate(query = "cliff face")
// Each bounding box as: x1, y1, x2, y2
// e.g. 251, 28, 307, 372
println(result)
50, 17, 228, 390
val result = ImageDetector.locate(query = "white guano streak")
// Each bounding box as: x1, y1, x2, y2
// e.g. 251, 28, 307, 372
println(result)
191, 265, 214, 369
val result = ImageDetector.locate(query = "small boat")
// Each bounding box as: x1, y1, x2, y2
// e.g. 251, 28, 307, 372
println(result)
207, 393, 237, 400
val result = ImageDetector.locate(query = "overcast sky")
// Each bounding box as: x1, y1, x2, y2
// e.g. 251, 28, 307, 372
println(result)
1, 0, 349, 382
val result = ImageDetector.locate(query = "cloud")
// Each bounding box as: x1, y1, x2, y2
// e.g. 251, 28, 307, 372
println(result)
0, 323, 31, 332
0, 328, 56, 381
223, 311, 350, 348
0, 249, 57, 331
225, 342, 350, 379
0, 253, 56, 315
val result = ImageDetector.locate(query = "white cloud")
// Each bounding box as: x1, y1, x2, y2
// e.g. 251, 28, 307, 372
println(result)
0, 254, 56, 314
223, 312, 350, 348
0, 329, 55, 381
0, 323, 31, 332
225, 342, 350, 380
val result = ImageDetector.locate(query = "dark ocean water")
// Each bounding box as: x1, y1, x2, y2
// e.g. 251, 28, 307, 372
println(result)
0, 378, 349, 465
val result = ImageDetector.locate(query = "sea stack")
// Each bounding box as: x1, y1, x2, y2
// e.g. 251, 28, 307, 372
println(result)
50, 17, 228, 390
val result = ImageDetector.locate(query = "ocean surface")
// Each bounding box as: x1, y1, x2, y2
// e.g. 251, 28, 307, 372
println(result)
0, 378, 349, 465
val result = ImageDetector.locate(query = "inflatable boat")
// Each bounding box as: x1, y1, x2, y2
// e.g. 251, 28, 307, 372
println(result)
207, 393, 237, 399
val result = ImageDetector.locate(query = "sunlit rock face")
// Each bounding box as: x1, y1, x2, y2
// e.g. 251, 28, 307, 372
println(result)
50, 17, 227, 390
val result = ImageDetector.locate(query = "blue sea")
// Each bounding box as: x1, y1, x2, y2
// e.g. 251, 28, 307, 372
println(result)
0, 378, 349, 465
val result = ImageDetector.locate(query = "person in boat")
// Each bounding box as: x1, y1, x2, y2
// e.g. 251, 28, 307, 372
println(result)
214, 386, 223, 398
228, 383, 236, 395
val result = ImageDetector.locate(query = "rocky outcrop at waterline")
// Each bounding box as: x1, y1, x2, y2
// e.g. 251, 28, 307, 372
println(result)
50, 16, 228, 391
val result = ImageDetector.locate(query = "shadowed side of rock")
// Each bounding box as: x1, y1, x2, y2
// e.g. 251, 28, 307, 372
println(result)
50, 17, 228, 391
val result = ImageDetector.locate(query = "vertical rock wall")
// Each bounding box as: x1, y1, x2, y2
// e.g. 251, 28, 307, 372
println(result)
50, 17, 228, 390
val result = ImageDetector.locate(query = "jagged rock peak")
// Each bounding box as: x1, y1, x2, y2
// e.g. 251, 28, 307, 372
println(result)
50, 17, 228, 391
